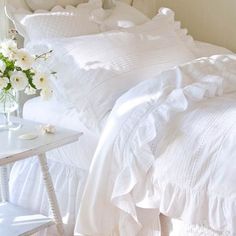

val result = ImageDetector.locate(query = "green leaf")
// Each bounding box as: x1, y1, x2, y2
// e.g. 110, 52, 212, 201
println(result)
4, 83, 12, 91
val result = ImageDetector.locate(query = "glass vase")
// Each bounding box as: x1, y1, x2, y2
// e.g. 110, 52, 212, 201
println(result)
0, 89, 21, 130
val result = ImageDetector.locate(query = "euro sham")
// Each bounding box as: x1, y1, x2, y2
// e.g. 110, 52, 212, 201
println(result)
6, 1, 103, 43
25, 0, 87, 11
91, 1, 150, 30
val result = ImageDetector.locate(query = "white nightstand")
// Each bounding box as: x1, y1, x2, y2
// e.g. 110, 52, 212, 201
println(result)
0, 116, 81, 236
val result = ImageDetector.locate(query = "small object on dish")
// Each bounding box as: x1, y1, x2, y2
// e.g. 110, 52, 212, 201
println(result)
19, 133, 38, 140
40, 124, 56, 134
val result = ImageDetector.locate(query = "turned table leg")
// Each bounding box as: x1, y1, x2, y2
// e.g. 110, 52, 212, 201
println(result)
38, 153, 64, 236
0, 166, 9, 202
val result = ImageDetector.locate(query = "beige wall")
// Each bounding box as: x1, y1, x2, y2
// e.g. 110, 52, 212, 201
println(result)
149, 0, 236, 52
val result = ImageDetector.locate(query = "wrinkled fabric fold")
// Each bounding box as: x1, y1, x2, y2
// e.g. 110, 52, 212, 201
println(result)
77, 54, 236, 235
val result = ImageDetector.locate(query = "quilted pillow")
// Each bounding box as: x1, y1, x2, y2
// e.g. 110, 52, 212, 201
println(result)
91, 1, 150, 30
25, 0, 87, 11
6, 0, 102, 43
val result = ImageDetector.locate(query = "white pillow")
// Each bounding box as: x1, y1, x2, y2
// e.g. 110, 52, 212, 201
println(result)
152, 8, 196, 52
91, 1, 150, 31
25, 0, 87, 11
6, 0, 102, 42
28, 14, 195, 131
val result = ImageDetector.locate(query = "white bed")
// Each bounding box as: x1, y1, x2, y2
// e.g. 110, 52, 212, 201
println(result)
9, 40, 230, 236
5, 0, 235, 236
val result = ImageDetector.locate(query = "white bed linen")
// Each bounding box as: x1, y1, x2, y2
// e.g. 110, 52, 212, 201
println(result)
6, 0, 104, 42
6, 0, 151, 43
24, 0, 87, 11
8, 42, 233, 236
77, 54, 236, 236
158, 42, 233, 236
9, 97, 99, 236
160, 215, 230, 236
92, 1, 149, 30
161, 40, 233, 236
28, 16, 195, 130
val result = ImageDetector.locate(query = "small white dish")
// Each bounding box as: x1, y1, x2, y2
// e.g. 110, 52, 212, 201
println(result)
19, 133, 39, 140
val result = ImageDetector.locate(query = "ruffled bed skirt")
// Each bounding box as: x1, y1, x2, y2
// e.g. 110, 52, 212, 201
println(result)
9, 154, 88, 236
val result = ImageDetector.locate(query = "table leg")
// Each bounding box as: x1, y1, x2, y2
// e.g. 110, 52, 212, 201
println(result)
0, 166, 9, 202
38, 153, 64, 236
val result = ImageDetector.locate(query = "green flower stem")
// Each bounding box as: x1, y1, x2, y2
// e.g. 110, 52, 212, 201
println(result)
35, 50, 53, 61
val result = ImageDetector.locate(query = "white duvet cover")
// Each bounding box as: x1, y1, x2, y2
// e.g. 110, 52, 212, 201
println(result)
77, 54, 236, 236
8, 36, 233, 236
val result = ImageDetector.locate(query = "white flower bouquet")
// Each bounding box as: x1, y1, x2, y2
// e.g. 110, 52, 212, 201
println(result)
0, 39, 54, 101
0, 39, 54, 129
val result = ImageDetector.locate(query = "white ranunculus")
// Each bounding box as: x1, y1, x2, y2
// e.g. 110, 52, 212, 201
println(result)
15, 49, 34, 70
25, 86, 36, 95
40, 87, 53, 100
33, 72, 49, 89
0, 60, 6, 73
0, 39, 18, 59
0, 77, 9, 89
10, 71, 28, 91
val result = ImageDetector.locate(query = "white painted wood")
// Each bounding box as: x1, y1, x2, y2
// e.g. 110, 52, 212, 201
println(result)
0, 202, 54, 236
0, 166, 9, 202
0, 116, 81, 236
38, 153, 64, 236
0, 116, 82, 165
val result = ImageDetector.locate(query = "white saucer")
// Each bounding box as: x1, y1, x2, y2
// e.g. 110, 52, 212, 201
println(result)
19, 133, 38, 140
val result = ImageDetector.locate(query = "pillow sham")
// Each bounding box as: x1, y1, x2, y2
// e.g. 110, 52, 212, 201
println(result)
6, 0, 102, 43
153, 8, 196, 52
91, 1, 150, 31
28, 12, 196, 131
91, 6, 196, 53
130, 8, 197, 54
25, 0, 87, 11
7, 0, 149, 43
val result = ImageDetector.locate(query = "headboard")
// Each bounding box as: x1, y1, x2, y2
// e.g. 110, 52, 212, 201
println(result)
6, 0, 236, 52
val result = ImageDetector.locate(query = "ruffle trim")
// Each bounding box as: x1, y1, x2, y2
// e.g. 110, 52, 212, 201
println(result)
184, 223, 230, 236
156, 181, 235, 234
6, 0, 103, 15
10, 157, 88, 235
155, 8, 196, 53
110, 55, 236, 235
